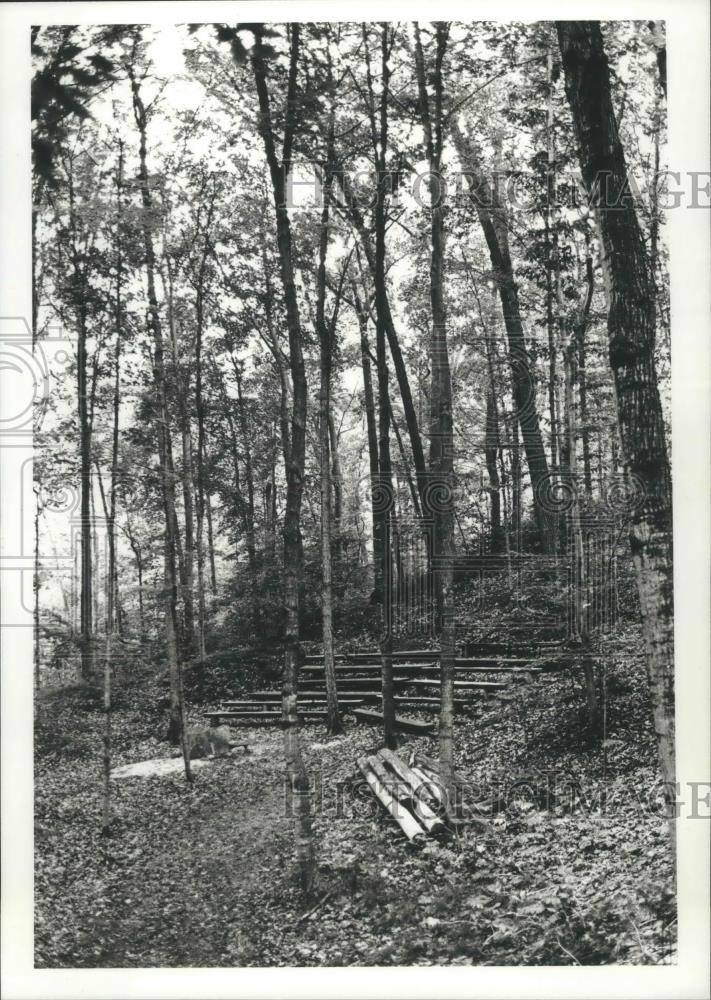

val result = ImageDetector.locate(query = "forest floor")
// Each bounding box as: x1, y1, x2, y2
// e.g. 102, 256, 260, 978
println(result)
35, 624, 676, 968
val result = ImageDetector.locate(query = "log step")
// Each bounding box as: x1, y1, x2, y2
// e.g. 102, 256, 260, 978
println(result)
207, 710, 330, 722
393, 696, 476, 707
221, 697, 365, 706
301, 662, 433, 674
452, 657, 533, 667
302, 658, 534, 672
352, 708, 435, 734
246, 689, 378, 699
404, 679, 508, 690
305, 649, 440, 664
300, 680, 384, 692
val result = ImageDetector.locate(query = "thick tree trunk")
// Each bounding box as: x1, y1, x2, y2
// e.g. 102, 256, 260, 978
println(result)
557, 21, 675, 815
315, 131, 342, 736
251, 25, 316, 894
194, 270, 210, 678
414, 21, 455, 812
363, 23, 397, 749
545, 43, 560, 472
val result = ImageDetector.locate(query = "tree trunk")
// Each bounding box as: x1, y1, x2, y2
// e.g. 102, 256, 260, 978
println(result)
647, 21, 667, 98
233, 362, 258, 586
162, 259, 196, 653
102, 141, 124, 833
328, 414, 343, 557
452, 120, 553, 552
334, 176, 428, 521
354, 285, 383, 589
205, 494, 218, 594
414, 21, 455, 812
68, 167, 93, 681
545, 43, 559, 472
485, 389, 504, 553
315, 117, 342, 736
129, 52, 190, 777
557, 21, 674, 816
392, 410, 422, 523
251, 25, 315, 894
194, 266, 209, 680
578, 257, 594, 495
563, 331, 597, 726
363, 23, 397, 749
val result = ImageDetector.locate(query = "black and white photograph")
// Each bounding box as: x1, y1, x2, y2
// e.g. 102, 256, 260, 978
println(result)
0, 1, 709, 996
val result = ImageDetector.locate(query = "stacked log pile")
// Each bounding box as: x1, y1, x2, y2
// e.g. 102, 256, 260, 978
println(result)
357, 748, 495, 841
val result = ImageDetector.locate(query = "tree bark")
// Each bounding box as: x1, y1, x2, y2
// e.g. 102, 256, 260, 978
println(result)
557, 21, 674, 816
414, 21, 455, 812
129, 50, 191, 777
67, 164, 93, 681
485, 389, 504, 552
363, 23, 397, 749
544, 42, 560, 472
102, 139, 125, 832
315, 103, 342, 736
578, 252, 594, 494
194, 196, 215, 678
251, 24, 316, 894
354, 282, 384, 592
328, 414, 343, 557
162, 258, 196, 653
205, 493, 218, 594
233, 361, 258, 586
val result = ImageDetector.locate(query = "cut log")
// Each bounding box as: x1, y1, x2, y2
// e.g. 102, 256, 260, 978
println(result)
357, 755, 426, 841
409, 762, 492, 829
412, 751, 471, 789
353, 708, 435, 734
378, 749, 445, 832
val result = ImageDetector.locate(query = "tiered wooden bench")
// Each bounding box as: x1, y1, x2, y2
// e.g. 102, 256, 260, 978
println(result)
205, 640, 553, 727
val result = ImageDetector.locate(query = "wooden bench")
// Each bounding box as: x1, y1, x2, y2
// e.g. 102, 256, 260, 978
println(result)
352, 708, 435, 735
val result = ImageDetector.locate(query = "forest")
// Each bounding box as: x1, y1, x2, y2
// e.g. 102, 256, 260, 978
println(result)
31, 19, 676, 967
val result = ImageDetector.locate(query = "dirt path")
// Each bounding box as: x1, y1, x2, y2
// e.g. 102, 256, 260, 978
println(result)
35, 662, 676, 967
36, 730, 296, 967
